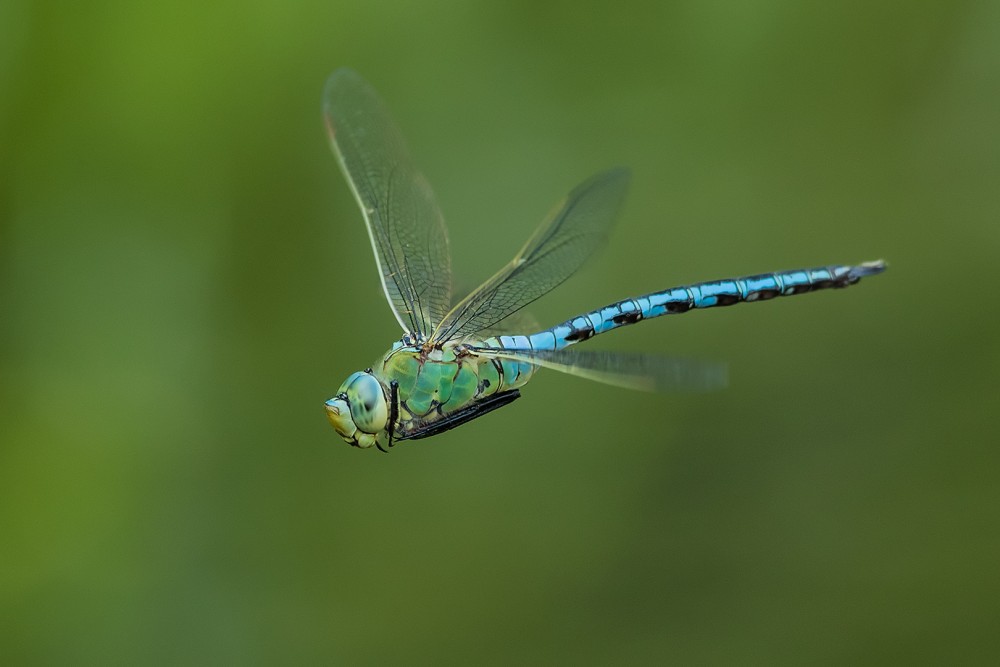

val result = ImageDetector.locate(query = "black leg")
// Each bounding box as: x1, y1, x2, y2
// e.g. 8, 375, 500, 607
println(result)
398, 389, 522, 441
388, 380, 399, 449
376, 380, 400, 453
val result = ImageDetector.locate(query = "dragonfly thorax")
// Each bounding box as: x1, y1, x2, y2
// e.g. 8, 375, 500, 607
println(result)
401, 331, 426, 347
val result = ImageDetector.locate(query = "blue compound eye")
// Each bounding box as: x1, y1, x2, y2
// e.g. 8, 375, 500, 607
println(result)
345, 372, 388, 434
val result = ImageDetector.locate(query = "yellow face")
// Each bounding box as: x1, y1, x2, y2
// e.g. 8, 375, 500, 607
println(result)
324, 371, 388, 448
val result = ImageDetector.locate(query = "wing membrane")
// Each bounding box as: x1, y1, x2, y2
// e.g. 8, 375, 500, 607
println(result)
430, 168, 630, 342
471, 346, 728, 393
324, 68, 451, 338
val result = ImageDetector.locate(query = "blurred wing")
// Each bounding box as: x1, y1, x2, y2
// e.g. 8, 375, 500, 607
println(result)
429, 168, 630, 342
470, 346, 728, 393
324, 68, 451, 338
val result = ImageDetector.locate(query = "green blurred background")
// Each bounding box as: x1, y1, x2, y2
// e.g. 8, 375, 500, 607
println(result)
2, 0, 998, 663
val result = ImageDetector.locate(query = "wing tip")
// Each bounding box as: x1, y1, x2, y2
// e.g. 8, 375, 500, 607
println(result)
323, 67, 367, 117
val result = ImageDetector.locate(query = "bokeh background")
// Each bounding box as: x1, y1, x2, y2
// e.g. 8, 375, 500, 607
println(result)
2, 0, 998, 663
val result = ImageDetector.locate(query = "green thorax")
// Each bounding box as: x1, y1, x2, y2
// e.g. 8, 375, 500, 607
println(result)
373, 340, 536, 438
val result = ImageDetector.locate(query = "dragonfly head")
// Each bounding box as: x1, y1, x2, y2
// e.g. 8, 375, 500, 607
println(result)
325, 370, 389, 448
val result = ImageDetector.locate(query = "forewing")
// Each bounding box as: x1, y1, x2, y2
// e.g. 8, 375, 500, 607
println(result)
324, 68, 451, 337
430, 168, 630, 342
471, 346, 728, 393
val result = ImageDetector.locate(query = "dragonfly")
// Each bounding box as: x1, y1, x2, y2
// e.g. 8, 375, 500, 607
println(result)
322, 68, 885, 451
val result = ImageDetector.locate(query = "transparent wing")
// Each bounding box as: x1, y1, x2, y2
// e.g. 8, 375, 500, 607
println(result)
324, 68, 451, 338
430, 168, 630, 342
470, 346, 728, 393
475, 311, 541, 338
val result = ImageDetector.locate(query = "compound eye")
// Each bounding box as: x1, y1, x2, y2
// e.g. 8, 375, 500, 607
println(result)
346, 372, 388, 434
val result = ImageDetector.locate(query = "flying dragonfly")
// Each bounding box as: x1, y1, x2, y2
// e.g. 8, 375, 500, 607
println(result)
322, 68, 885, 451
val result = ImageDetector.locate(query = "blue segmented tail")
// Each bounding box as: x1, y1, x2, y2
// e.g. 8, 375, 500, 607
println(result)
485, 260, 886, 351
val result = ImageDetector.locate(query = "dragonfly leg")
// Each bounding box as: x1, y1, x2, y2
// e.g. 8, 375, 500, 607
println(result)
397, 389, 522, 441
387, 380, 399, 450
375, 380, 400, 453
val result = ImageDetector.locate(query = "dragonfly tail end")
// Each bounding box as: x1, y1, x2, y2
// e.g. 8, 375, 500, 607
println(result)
849, 260, 887, 280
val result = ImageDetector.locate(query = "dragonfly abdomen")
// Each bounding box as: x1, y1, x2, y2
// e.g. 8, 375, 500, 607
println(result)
486, 261, 886, 352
